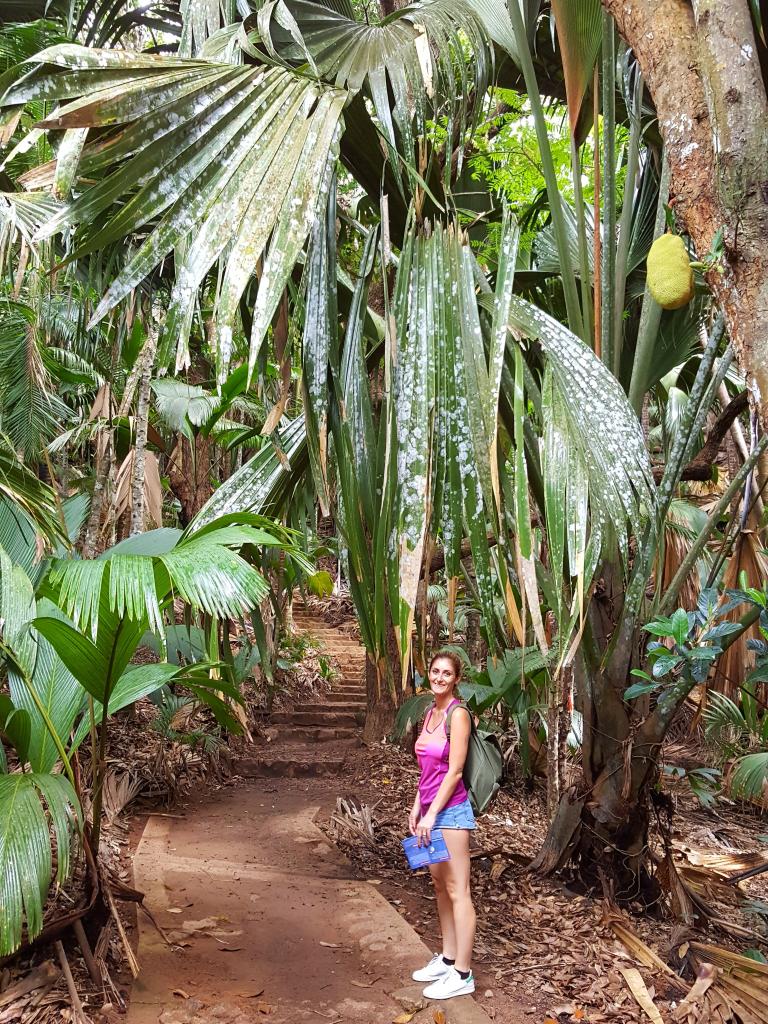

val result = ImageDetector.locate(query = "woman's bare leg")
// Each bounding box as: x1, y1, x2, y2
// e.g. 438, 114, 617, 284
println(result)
428, 862, 456, 960
441, 829, 475, 971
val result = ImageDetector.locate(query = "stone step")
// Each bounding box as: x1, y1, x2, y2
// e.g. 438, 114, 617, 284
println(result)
236, 755, 346, 778
271, 710, 361, 727
328, 690, 365, 702
302, 701, 365, 712
275, 725, 360, 742
293, 631, 362, 646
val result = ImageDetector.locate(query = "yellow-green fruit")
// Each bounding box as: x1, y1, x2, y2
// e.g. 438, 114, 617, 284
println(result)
646, 233, 695, 310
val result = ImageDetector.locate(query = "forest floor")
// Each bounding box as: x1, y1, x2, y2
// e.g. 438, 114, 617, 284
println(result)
3, 600, 766, 1024
317, 742, 768, 1024
124, 775, 505, 1024
116, 744, 768, 1024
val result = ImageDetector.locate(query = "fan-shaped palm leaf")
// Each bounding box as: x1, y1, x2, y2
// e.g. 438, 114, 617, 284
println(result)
505, 294, 655, 561
728, 751, 768, 806
191, 416, 308, 528
255, 0, 490, 184
0, 772, 80, 956
0, 191, 61, 261
73, 0, 182, 49
550, 0, 601, 133
0, 436, 64, 550
1, 45, 346, 380
0, 302, 69, 462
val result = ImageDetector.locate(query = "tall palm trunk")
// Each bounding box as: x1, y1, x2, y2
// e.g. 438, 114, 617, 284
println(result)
129, 331, 158, 536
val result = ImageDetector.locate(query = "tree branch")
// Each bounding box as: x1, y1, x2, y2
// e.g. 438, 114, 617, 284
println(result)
651, 390, 749, 483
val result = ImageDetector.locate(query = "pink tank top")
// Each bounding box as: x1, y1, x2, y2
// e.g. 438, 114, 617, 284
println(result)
414, 700, 469, 811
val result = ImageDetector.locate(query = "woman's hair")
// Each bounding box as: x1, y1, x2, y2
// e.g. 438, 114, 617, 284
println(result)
428, 650, 463, 683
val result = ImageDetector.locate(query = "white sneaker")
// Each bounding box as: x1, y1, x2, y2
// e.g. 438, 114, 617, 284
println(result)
422, 967, 475, 999
411, 954, 452, 982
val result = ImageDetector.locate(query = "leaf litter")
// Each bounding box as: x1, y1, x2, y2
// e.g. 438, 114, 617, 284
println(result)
321, 742, 768, 1024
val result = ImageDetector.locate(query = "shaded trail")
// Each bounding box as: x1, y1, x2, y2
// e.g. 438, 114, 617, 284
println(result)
127, 782, 493, 1023
126, 603, 518, 1022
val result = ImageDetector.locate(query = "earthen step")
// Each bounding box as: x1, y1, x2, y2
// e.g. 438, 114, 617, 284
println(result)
303, 702, 365, 712
275, 726, 360, 742
271, 710, 361, 727
236, 756, 346, 778
293, 633, 363, 643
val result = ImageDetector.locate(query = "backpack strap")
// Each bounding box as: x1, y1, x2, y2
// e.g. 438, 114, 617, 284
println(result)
444, 701, 473, 741
420, 701, 436, 734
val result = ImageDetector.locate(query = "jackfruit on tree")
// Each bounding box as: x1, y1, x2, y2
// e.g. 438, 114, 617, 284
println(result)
646, 233, 694, 310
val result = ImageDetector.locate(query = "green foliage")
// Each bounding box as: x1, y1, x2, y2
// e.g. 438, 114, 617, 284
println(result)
0, 772, 80, 956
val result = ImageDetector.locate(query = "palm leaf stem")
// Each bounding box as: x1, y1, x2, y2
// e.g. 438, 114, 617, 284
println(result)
89, 615, 123, 852
655, 312, 725, 525
627, 151, 671, 414
612, 69, 644, 379
505, 0, 584, 339
570, 137, 593, 345
608, 317, 727, 671
659, 435, 768, 615
706, 471, 768, 589
600, 11, 616, 372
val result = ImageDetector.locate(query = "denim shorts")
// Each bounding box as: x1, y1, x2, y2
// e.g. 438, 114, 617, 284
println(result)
432, 797, 476, 830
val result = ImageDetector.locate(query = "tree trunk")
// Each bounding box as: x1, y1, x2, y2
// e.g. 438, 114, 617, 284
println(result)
363, 619, 404, 742
167, 433, 213, 526
601, 0, 768, 425
533, 631, 700, 902
129, 348, 155, 536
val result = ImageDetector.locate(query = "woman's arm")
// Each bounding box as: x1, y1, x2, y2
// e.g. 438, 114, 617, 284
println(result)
408, 793, 421, 836
417, 707, 471, 843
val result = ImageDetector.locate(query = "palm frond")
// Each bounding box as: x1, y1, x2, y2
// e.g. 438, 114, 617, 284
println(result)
1, 44, 346, 381
506, 294, 655, 561
8, 597, 85, 773
0, 772, 80, 956
0, 303, 69, 462
191, 416, 308, 528
256, 0, 491, 183
550, 0, 601, 132
728, 751, 768, 806
0, 191, 62, 261
0, 438, 64, 553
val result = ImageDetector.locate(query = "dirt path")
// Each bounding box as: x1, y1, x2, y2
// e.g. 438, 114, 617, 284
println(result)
127, 780, 495, 1024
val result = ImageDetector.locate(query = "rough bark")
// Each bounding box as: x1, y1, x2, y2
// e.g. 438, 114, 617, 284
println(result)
167, 433, 213, 526
128, 333, 158, 536
601, 0, 768, 424
363, 618, 403, 742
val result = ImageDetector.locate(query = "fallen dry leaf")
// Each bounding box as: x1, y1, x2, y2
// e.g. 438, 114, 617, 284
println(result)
433, 1011, 446, 1024
393, 1014, 416, 1024
167, 908, 183, 914
319, 941, 343, 948
619, 967, 664, 1024
172, 989, 190, 1000
350, 978, 379, 989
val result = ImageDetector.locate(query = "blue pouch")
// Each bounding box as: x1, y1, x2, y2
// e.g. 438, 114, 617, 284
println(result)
401, 828, 451, 870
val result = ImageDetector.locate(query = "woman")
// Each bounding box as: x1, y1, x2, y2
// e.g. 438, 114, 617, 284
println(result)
409, 650, 476, 999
